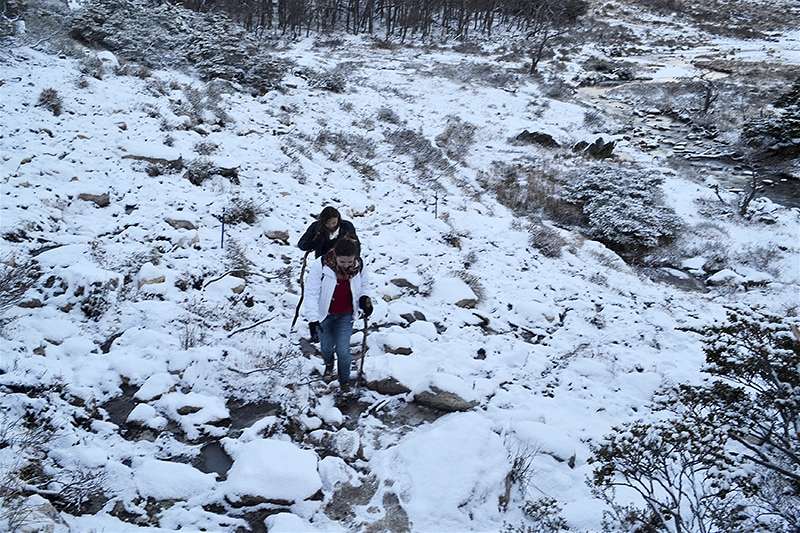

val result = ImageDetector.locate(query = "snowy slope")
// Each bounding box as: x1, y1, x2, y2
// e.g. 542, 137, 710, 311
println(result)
1, 26, 799, 533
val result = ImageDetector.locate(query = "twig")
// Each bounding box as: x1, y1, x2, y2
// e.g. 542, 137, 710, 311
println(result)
203, 269, 275, 289
226, 315, 274, 337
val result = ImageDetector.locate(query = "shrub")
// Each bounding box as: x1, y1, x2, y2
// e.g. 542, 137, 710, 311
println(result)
309, 69, 347, 93
564, 164, 681, 249
435, 115, 477, 162
223, 197, 262, 225
194, 141, 219, 155
183, 157, 216, 185
37, 88, 62, 116
314, 130, 376, 162
70, 0, 286, 93
590, 307, 800, 532
172, 82, 232, 129
376, 106, 401, 124
386, 128, 450, 179
528, 222, 566, 258
78, 54, 105, 79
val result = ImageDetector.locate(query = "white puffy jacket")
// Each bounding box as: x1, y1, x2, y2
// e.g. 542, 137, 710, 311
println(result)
304, 257, 370, 323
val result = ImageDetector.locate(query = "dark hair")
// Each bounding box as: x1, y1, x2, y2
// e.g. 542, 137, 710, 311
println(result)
334, 238, 359, 257
318, 206, 340, 225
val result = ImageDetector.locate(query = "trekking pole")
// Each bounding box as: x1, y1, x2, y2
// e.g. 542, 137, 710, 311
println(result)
357, 315, 368, 386
290, 250, 312, 331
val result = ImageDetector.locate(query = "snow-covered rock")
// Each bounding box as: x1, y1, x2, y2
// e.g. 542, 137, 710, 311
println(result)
133, 459, 216, 501
223, 439, 322, 506
265, 512, 319, 533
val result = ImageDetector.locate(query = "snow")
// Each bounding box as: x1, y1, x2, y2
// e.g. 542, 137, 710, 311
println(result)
265, 513, 320, 533
372, 412, 509, 531
133, 459, 217, 500
222, 439, 322, 504
1, 8, 799, 530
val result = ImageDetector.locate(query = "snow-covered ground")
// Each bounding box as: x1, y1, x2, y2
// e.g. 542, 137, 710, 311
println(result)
1, 9, 799, 532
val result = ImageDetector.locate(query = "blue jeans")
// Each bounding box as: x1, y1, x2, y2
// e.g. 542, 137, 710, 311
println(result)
320, 313, 353, 385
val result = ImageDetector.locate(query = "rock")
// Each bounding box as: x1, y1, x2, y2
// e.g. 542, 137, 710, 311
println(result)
455, 298, 478, 309
177, 405, 203, 416
574, 137, 615, 159
514, 130, 559, 148
367, 377, 411, 395
332, 428, 360, 459
390, 278, 419, 291
265, 230, 290, 243
384, 345, 413, 356
137, 262, 165, 288
18, 298, 43, 308
165, 218, 197, 230
414, 386, 478, 412
78, 192, 110, 207
122, 154, 184, 171
706, 268, 745, 286
18, 495, 67, 533
400, 313, 417, 324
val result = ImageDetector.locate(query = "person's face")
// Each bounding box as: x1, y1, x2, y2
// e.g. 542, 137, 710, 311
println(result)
336, 255, 356, 269
325, 217, 339, 231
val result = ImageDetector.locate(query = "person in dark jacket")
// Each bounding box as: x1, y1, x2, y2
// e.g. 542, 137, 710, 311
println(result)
297, 206, 359, 259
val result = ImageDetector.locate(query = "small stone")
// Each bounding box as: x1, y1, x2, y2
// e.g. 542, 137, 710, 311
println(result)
78, 192, 110, 208
18, 298, 43, 308
390, 278, 419, 291
266, 230, 290, 243
455, 298, 478, 309
384, 345, 413, 356
177, 405, 203, 416
165, 218, 197, 230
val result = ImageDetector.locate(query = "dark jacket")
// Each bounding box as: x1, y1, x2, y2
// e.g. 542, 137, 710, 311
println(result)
297, 219, 359, 258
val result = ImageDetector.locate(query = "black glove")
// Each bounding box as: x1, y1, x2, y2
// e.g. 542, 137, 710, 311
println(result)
358, 296, 373, 318
309, 321, 320, 343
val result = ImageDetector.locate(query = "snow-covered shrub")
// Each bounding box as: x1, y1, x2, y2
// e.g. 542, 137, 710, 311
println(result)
564, 164, 681, 249
590, 307, 800, 532
309, 69, 347, 93
480, 161, 582, 225
70, 0, 286, 93
172, 83, 232, 129
376, 106, 401, 124
528, 222, 565, 258
78, 54, 105, 79
742, 78, 800, 160
386, 128, 450, 179
435, 115, 477, 162
194, 141, 219, 155
0, 256, 38, 321
314, 130, 376, 162
454, 270, 485, 302
501, 497, 569, 533
36, 88, 62, 116
183, 157, 216, 185
223, 197, 262, 226
225, 239, 254, 274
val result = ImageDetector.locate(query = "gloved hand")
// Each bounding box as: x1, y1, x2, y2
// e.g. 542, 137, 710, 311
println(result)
358, 296, 373, 318
309, 321, 320, 343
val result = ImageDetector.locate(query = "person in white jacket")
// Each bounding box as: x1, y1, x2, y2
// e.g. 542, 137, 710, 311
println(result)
305, 238, 373, 390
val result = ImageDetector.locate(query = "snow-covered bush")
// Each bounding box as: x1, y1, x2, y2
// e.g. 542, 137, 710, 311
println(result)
528, 222, 565, 258
78, 54, 105, 79
223, 197, 262, 226
386, 128, 450, 179
36, 88, 62, 116
502, 497, 569, 533
480, 161, 582, 225
0, 256, 38, 322
70, 0, 286, 93
308, 68, 347, 93
183, 157, 215, 186
172, 83, 232, 129
590, 307, 800, 532
435, 115, 477, 162
742, 78, 800, 160
314, 130, 376, 162
564, 164, 681, 249
194, 141, 219, 155
376, 106, 401, 124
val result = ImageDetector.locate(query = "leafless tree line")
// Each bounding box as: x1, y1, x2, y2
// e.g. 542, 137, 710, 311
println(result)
176, 0, 586, 40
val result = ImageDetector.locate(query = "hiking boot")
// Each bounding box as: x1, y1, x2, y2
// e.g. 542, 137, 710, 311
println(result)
339, 382, 351, 393
323, 364, 335, 382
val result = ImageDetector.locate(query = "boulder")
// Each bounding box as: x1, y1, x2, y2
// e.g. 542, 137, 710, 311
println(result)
367, 377, 411, 395
414, 386, 478, 412
573, 137, 615, 159
514, 130, 559, 148
165, 218, 197, 230
265, 230, 290, 244
78, 192, 110, 208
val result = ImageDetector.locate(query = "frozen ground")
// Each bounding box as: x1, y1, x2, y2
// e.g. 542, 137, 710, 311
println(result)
1, 3, 799, 532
